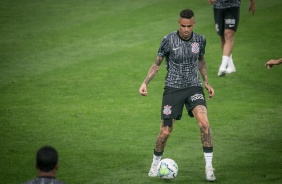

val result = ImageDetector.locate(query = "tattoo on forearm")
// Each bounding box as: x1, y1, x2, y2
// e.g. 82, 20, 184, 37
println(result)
143, 57, 163, 85
198, 59, 208, 83
201, 71, 208, 83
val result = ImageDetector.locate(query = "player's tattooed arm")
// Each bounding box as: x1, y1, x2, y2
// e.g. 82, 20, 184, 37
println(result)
142, 56, 163, 85
198, 55, 215, 98
198, 55, 208, 83
139, 56, 163, 96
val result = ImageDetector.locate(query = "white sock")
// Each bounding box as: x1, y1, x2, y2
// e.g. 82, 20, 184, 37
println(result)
152, 155, 162, 165
204, 152, 213, 168
220, 55, 230, 68
227, 54, 235, 68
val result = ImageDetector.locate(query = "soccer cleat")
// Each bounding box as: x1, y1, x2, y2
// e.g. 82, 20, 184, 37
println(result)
226, 66, 236, 74
205, 166, 216, 182
217, 66, 226, 77
148, 163, 158, 177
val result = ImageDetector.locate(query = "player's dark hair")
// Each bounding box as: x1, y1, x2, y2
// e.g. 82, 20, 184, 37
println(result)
36, 146, 58, 172
180, 9, 194, 19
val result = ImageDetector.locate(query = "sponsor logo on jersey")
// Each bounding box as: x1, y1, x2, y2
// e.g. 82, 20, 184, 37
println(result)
191, 42, 199, 53
190, 93, 204, 102
163, 105, 172, 115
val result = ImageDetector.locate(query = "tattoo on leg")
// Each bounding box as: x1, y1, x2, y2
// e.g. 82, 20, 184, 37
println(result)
193, 105, 207, 116
155, 124, 173, 152
192, 106, 212, 147
200, 127, 213, 147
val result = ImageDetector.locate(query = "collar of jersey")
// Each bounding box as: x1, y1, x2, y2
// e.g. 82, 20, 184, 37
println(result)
177, 30, 193, 42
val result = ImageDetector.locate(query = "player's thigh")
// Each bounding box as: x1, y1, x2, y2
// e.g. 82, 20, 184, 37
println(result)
161, 87, 186, 120
192, 105, 209, 127
185, 86, 207, 118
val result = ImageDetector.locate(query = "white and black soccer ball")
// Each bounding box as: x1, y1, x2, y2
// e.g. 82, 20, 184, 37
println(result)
157, 158, 178, 179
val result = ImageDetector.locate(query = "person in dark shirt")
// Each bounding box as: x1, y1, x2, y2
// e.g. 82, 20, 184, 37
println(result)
139, 9, 216, 182
22, 146, 66, 184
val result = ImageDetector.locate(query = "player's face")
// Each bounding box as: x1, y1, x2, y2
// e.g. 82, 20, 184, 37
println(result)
178, 17, 195, 40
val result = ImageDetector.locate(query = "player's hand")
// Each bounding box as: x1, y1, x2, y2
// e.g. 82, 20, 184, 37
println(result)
265, 62, 274, 69
204, 82, 214, 99
249, 3, 256, 15
265, 60, 278, 69
208, 0, 216, 5
139, 83, 148, 96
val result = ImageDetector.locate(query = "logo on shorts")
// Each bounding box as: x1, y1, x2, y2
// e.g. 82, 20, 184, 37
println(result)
191, 42, 199, 53
190, 94, 204, 102
225, 18, 236, 25
215, 23, 219, 33
163, 105, 172, 115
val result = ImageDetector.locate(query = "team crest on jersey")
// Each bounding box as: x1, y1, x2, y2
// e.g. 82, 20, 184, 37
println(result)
191, 42, 199, 53
163, 105, 172, 115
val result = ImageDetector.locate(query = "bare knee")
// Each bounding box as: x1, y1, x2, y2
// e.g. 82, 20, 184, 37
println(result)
159, 119, 174, 138
200, 124, 210, 134
159, 128, 171, 138
224, 29, 235, 42
154, 120, 174, 152
192, 105, 209, 127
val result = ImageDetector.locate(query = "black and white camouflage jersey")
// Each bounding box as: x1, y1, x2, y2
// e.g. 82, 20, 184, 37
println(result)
213, 0, 240, 9
22, 177, 66, 184
158, 31, 206, 89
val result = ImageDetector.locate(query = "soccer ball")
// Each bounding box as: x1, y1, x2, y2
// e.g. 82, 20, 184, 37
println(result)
157, 158, 178, 179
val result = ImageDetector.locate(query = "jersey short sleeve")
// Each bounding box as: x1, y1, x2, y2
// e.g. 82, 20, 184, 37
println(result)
158, 36, 170, 59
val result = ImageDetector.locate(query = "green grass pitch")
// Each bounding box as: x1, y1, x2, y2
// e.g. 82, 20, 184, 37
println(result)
0, 0, 281, 183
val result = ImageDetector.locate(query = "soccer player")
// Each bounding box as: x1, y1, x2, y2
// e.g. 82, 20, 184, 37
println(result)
139, 9, 216, 182
265, 58, 282, 69
22, 146, 66, 184
208, 0, 256, 76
